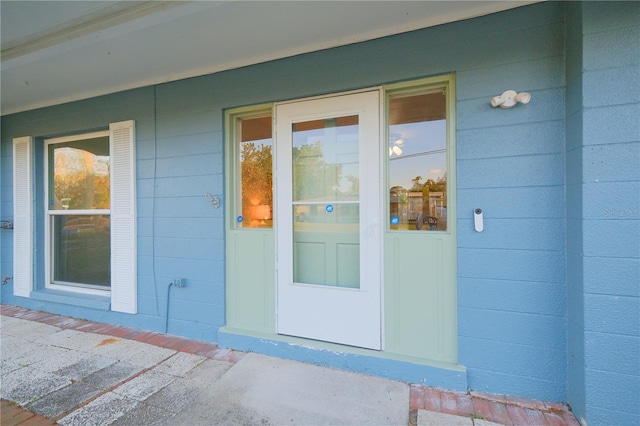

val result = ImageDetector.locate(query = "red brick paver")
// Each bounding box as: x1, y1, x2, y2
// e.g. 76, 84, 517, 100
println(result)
545, 411, 571, 426
472, 397, 512, 425
1, 400, 55, 426
455, 393, 476, 417
409, 384, 579, 425
440, 390, 459, 415
506, 405, 549, 425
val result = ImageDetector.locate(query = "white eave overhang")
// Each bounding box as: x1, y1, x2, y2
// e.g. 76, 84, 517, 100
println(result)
1, 1, 540, 116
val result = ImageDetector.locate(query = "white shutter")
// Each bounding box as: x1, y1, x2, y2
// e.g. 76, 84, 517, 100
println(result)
110, 120, 137, 313
13, 137, 33, 297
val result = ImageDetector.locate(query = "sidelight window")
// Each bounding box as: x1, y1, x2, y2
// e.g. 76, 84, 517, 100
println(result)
388, 89, 449, 231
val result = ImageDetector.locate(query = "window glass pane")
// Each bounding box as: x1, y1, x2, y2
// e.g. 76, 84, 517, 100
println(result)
238, 115, 273, 228
388, 91, 447, 231
49, 136, 110, 210
53, 215, 110, 287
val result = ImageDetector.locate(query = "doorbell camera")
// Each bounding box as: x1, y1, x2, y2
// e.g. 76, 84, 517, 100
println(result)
474, 208, 484, 232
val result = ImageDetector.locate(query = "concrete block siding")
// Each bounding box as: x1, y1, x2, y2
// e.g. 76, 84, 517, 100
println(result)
582, 1, 640, 424
565, 2, 640, 425
1, 3, 638, 423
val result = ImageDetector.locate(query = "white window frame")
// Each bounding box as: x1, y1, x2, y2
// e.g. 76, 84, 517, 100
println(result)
44, 130, 111, 296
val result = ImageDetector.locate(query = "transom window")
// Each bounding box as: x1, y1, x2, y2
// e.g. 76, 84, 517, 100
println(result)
46, 131, 111, 293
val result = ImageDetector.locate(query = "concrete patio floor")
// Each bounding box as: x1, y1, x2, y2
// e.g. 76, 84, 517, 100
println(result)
1, 305, 580, 426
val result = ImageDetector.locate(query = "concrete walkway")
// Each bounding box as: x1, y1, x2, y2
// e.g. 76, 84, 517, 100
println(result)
1, 305, 579, 426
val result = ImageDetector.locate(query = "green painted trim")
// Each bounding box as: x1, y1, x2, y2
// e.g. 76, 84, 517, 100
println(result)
223, 75, 458, 364
382, 73, 457, 234
381, 74, 458, 363
224, 104, 276, 332
224, 103, 273, 232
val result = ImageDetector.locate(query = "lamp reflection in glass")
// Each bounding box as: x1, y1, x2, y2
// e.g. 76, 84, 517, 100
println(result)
389, 134, 404, 157
249, 204, 271, 227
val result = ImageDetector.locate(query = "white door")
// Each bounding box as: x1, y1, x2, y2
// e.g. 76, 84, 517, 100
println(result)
275, 91, 382, 350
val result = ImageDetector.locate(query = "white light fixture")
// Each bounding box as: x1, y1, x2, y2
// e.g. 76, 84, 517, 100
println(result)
490, 90, 531, 109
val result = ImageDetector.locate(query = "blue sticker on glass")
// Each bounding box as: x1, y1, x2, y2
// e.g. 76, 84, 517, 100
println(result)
237, 216, 243, 223
50, 199, 54, 206
391, 216, 400, 225
325, 204, 334, 213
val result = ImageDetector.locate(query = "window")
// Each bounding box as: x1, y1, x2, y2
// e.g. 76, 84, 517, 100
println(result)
387, 89, 449, 231
46, 132, 111, 292
13, 121, 137, 313
234, 112, 273, 228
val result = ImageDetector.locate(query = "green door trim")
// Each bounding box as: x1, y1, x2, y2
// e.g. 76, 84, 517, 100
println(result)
382, 74, 457, 363
224, 74, 458, 364
224, 104, 276, 334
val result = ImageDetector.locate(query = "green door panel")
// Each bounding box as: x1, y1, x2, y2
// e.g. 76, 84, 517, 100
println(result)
226, 230, 275, 333
294, 231, 359, 288
384, 233, 457, 363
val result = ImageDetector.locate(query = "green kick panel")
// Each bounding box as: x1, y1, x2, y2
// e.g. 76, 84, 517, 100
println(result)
226, 230, 275, 333
294, 231, 359, 288
384, 233, 457, 363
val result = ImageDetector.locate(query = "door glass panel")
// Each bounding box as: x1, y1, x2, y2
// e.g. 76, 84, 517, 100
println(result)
388, 91, 448, 231
292, 116, 360, 287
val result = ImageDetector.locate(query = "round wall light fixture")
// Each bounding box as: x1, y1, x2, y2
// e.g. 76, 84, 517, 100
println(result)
490, 90, 531, 109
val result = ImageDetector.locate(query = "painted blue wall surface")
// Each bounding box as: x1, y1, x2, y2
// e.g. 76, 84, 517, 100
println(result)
565, 2, 587, 423
565, 3, 640, 425
1, 2, 638, 419
454, 4, 567, 401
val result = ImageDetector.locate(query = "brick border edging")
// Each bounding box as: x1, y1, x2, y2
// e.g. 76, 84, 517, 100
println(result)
1, 399, 56, 426
0, 304, 244, 363
410, 384, 580, 426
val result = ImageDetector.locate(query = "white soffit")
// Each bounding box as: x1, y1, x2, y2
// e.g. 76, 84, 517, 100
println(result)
1, 1, 539, 115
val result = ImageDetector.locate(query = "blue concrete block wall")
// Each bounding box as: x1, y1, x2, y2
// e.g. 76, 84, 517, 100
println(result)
3, 2, 635, 406
575, 2, 640, 425
146, 83, 226, 340
565, 3, 586, 421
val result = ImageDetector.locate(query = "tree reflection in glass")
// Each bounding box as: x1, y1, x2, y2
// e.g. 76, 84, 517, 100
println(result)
388, 91, 448, 231
239, 115, 273, 228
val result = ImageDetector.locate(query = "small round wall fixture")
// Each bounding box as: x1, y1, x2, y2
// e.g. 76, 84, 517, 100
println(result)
490, 90, 531, 109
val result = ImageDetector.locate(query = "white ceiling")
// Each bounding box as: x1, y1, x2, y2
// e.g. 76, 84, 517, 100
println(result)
1, 1, 537, 116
